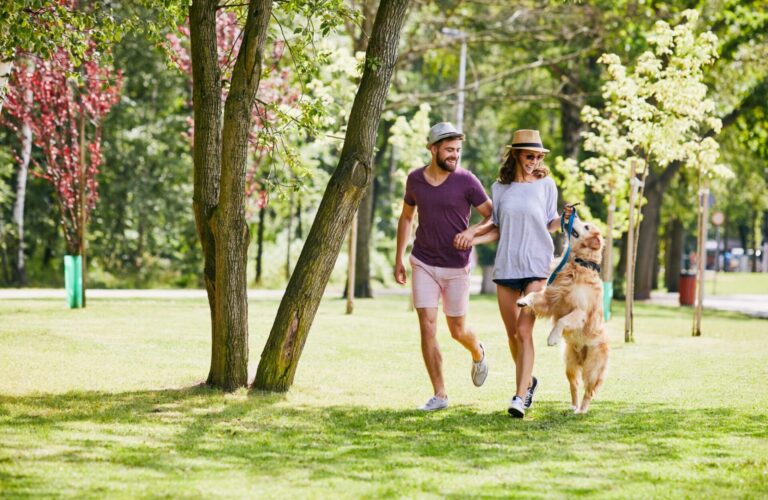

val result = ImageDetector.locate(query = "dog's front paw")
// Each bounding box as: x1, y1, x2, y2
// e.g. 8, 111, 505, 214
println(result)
547, 330, 562, 346
516, 294, 532, 308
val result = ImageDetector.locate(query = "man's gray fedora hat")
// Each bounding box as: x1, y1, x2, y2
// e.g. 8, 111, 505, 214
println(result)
426, 122, 464, 147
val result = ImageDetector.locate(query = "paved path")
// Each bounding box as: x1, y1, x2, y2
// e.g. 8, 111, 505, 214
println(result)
647, 292, 768, 319
2, 287, 766, 319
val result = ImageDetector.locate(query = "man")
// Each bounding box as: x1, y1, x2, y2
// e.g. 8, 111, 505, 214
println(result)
394, 122, 494, 411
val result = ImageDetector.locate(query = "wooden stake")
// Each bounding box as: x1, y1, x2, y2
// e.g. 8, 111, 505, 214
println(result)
693, 183, 709, 336
625, 160, 639, 343
346, 211, 358, 314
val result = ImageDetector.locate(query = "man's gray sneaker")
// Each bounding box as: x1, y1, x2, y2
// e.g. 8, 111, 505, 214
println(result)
471, 343, 488, 387
419, 395, 448, 412
524, 376, 538, 409
508, 395, 525, 418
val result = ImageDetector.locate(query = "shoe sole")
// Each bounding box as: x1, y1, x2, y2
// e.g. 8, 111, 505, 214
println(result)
472, 367, 488, 387
508, 406, 525, 418
419, 405, 448, 412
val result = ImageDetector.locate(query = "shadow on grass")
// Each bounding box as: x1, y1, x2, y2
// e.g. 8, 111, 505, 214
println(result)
1, 387, 767, 496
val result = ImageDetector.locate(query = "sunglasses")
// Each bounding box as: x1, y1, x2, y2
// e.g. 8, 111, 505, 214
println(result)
523, 153, 546, 161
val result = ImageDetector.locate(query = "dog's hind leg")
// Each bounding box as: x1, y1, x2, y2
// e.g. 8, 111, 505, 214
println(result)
578, 342, 609, 414
564, 346, 581, 411
547, 309, 586, 346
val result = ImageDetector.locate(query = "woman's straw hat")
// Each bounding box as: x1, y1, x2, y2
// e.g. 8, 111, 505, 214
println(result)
505, 129, 549, 153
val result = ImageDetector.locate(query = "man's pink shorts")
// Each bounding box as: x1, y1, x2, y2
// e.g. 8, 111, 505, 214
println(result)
409, 255, 470, 317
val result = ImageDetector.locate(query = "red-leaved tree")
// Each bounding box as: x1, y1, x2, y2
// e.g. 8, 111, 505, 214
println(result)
4, 46, 121, 297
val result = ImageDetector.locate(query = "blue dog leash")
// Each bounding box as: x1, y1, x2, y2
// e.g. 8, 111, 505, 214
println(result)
547, 207, 578, 286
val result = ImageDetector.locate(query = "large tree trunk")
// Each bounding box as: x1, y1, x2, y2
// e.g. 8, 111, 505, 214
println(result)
634, 185, 662, 299
664, 218, 683, 292
190, 0, 272, 391
634, 161, 683, 299
254, 0, 410, 392
190, 0, 223, 387
212, 0, 272, 391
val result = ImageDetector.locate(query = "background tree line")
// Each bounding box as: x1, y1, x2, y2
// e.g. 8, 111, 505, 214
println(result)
1, 0, 766, 303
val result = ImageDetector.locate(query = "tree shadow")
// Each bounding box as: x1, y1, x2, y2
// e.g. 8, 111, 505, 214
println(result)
2, 387, 767, 496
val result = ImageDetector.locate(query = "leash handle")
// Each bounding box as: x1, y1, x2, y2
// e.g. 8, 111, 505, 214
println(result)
548, 207, 578, 286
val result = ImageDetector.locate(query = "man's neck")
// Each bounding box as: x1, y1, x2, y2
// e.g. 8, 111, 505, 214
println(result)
426, 162, 453, 177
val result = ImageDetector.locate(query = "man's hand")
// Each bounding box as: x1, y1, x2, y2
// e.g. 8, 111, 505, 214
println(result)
394, 260, 407, 285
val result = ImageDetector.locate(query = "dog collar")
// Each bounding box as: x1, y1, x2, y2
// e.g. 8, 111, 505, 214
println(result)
574, 257, 601, 272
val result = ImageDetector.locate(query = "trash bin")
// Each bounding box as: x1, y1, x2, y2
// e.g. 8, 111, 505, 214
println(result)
678, 272, 696, 306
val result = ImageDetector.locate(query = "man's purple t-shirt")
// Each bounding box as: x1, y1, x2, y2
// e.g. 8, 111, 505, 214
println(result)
404, 166, 489, 268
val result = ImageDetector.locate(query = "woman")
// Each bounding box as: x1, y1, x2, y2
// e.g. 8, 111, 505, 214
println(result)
469, 129, 573, 418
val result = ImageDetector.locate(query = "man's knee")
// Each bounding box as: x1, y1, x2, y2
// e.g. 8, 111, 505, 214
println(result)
445, 316, 467, 339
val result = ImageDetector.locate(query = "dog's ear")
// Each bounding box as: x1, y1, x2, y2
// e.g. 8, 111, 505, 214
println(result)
589, 235, 602, 250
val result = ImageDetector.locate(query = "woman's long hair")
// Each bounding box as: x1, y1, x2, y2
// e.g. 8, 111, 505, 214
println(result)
497, 149, 550, 184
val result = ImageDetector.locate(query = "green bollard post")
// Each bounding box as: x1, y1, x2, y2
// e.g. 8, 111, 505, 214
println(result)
603, 281, 613, 321
64, 255, 83, 308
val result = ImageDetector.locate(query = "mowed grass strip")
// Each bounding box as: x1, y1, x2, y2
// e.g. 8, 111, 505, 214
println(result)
0, 295, 766, 498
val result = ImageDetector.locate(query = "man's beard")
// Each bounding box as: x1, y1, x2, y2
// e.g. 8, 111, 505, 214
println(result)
436, 154, 458, 172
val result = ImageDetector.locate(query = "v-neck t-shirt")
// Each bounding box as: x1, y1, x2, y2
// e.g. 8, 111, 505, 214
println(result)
491, 177, 558, 279
404, 166, 489, 268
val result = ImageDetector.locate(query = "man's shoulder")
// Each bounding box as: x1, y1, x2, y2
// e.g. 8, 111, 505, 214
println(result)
407, 166, 427, 179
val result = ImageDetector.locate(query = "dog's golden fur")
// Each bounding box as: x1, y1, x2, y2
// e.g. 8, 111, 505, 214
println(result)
517, 218, 608, 413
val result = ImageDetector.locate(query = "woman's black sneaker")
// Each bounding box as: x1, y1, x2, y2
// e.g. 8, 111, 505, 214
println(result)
524, 376, 538, 409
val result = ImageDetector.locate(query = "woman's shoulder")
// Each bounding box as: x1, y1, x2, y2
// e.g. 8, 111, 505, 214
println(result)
536, 176, 557, 189
490, 180, 506, 193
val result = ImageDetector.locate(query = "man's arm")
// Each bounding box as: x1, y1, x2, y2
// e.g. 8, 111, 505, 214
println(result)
394, 202, 416, 284
453, 199, 493, 250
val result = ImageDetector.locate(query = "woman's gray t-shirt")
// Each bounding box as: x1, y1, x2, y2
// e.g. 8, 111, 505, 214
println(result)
491, 177, 558, 279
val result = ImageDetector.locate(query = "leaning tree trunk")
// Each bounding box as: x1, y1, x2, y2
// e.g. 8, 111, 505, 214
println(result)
253, 0, 411, 392
190, 0, 223, 387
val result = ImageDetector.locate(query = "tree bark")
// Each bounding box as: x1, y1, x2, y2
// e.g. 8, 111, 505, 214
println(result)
664, 218, 683, 292
190, 0, 223, 387
353, 124, 390, 298
12, 119, 31, 286
633, 161, 683, 300
212, 0, 272, 391
190, 0, 273, 391
255, 204, 266, 284
253, 0, 411, 392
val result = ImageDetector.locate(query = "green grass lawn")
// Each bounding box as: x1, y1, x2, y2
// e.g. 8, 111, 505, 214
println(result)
1, 295, 766, 498
703, 271, 768, 295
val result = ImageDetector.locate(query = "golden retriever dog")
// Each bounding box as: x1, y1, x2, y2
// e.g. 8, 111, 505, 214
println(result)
516, 218, 608, 414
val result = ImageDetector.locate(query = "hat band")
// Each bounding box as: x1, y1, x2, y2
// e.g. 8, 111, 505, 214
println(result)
511, 142, 545, 149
